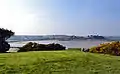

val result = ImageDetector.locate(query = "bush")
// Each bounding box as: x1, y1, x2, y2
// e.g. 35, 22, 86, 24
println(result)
18, 42, 66, 52
89, 41, 120, 56
0, 28, 14, 52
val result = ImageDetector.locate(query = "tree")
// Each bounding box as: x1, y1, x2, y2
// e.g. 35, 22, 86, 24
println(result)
0, 28, 14, 52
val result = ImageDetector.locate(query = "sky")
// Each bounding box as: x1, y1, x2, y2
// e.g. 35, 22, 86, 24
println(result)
0, 0, 120, 36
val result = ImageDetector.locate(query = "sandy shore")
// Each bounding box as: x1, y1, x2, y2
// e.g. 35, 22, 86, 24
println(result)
8, 48, 20, 52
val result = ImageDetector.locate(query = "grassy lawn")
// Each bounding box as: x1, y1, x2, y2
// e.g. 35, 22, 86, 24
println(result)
0, 50, 120, 74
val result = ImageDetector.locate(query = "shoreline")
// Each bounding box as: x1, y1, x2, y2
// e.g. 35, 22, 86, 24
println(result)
8, 40, 113, 52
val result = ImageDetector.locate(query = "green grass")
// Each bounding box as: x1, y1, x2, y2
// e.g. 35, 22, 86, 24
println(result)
0, 50, 120, 74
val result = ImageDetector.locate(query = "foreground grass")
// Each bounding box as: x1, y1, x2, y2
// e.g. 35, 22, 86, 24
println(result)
0, 50, 120, 74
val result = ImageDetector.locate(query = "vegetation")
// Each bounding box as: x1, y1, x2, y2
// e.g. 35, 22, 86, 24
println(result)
0, 28, 14, 52
89, 41, 120, 56
87, 35, 105, 39
18, 42, 66, 52
0, 50, 120, 74
67, 48, 82, 51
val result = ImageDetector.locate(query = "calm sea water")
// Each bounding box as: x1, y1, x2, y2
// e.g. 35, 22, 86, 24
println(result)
9, 40, 110, 48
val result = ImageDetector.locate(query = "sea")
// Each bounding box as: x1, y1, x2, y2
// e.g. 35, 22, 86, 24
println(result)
9, 40, 110, 49
7, 35, 118, 49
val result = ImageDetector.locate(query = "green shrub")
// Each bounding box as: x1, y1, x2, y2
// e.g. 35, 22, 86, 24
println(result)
18, 42, 66, 52
89, 41, 120, 56
0, 28, 14, 52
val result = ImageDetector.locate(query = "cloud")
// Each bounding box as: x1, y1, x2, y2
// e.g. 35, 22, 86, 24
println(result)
0, 0, 55, 35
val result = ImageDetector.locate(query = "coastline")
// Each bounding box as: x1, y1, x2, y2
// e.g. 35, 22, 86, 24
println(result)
8, 40, 111, 52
